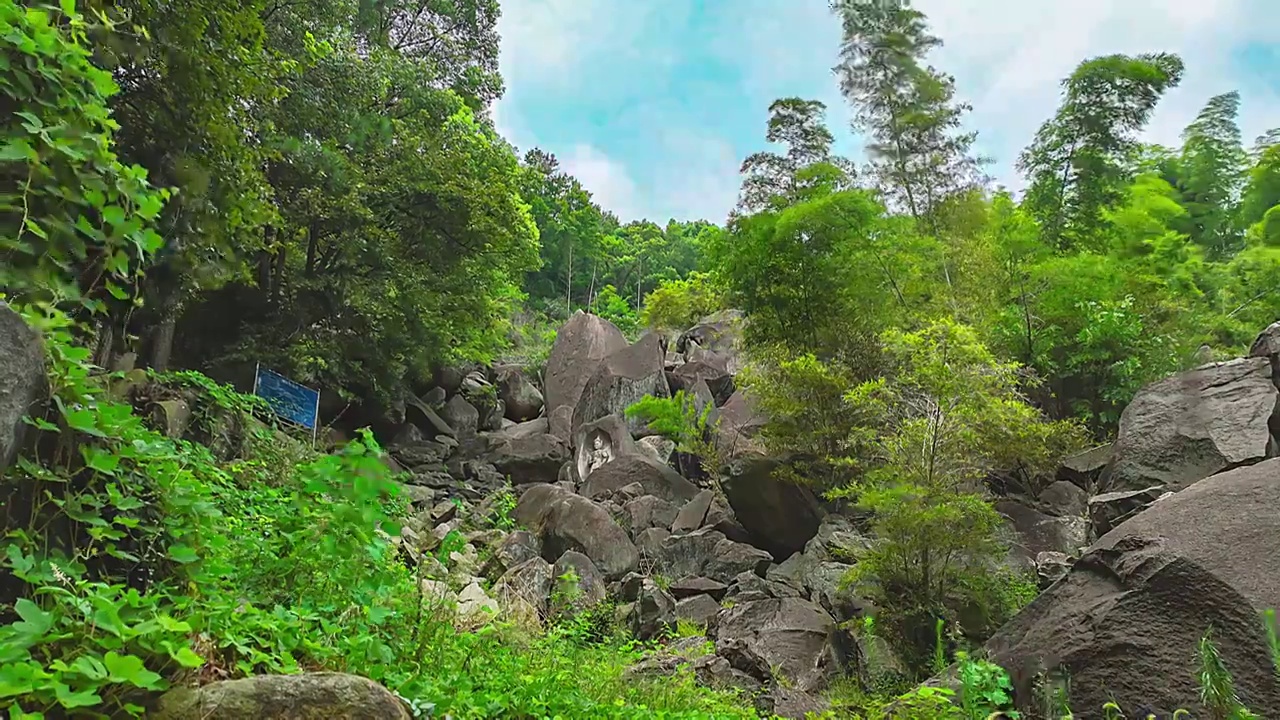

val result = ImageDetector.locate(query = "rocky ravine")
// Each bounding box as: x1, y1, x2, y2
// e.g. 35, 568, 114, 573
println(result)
9, 305, 1280, 717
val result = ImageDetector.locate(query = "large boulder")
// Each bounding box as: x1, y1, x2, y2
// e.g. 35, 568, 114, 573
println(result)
485, 433, 569, 486
996, 499, 1088, 562
581, 454, 700, 504
0, 304, 45, 472
714, 392, 823, 559
441, 395, 480, 439
513, 483, 639, 579
714, 597, 849, 693
544, 312, 628, 441
676, 310, 745, 376
572, 333, 668, 437
152, 673, 411, 719
668, 361, 735, 407
1056, 444, 1112, 490
1101, 357, 1278, 495
495, 365, 544, 422
985, 458, 1280, 716
661, 528, 772, 583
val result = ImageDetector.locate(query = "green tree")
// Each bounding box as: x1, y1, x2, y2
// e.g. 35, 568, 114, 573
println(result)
1018, 53, 1185, 250
641, 271, 721, 333
839, 320, 1083, 672
736, 97, 855, 213
1174, 91, 1248, 257
832, 0, 983, 223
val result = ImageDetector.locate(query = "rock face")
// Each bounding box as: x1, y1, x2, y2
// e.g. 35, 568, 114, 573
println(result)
713, 390, 823, 559
661, 528, 772, 583
152, 673, 411, 719
581, 454, 700, 504
0, 304, 45, 472
513, 483, 639, 580
985, 458, 1280, 716
715, 597, 848, 693
485, 433, 568, 486
572, 333, 668, 437
1101, 357, 1278, 495
495, 365, 544, 422
676, 309, 745, 377
543, 312, 627, 440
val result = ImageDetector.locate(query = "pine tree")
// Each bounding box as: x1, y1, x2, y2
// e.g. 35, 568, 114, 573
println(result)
737, 97, 856, 213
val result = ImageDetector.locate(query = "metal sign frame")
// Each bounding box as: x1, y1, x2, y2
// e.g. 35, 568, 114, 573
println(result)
252, 363, 321, 446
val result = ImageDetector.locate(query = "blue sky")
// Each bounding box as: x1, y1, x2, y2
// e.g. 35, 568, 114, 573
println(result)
494, 0, 1280, 225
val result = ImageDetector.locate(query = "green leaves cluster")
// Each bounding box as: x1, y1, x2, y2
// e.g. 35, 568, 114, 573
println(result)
0, 1, 169, 312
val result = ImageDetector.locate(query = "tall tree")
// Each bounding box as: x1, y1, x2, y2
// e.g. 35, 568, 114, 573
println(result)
736, 97, 855, 213
1018, 53, 1184, 250
832, 0, 983, 225
1174, 91, 1247, 258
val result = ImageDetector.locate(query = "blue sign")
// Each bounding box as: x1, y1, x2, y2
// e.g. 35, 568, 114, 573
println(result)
253, 366, 320, 430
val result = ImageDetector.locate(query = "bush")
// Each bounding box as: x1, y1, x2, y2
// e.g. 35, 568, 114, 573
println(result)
640, 272, 721, 332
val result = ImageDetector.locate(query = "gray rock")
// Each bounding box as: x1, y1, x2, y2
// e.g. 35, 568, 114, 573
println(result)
724, 571, 802, 603
494, 556, 555, 616
405, 394, 455, 438
486, 432, 568, 486
623, 495, 680, 535
1101, 357, 1278, 496
1056, 444, 1113, 489
152, 673, 411, 720
442, 394, 481, 438
573, 414, 640, 481
0, 304, 45, 471
986, 458, 1280, 716
715, 597, 848, 692
637, 434, 676, 465
1088, 486, 1170, 538
807, 561, 863, 622
635, 527, 670, 561
489, 530, 541, 575
714, 391, 823, 558
1034, 551, 1073, 589
802, 514, 869, 562
662, 528, 772, 583
997, 499, 1089, 562
676, 310, 745, 376
582, 454, 700, 504
572, 333, 669, 437
669, 360, 735, 407
544, 312, 628, 441
513, 483, 639, 579
495, 364, 544, 422
671, 489, 714, 534
669, 576, 729, 601
675, 593, 722, 630
552, 550, 608, 610
1038, 479, 1090, 517
632, 579, 676, 640
756, 687, 832, 720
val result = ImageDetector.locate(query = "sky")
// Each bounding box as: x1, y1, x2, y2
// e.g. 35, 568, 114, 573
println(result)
494, 0, 1280, 225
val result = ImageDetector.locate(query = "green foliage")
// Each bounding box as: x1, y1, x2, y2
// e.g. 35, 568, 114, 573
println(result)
624, 391, 720, 475
1020, 52, 1185, 250
0, 2, 170, 312
640, 272, 722, 333
591, 284, 639, 336
2, 306, 754, 718
1198, 629, 1256, 720
739, 352, 874, 490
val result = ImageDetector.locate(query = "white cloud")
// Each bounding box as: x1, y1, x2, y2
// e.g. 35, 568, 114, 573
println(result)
912, 0, 1280, 190
496, 0, 1277, 221
558, 144, 643, 221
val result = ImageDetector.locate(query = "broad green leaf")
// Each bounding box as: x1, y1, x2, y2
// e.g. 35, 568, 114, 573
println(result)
10, 599, 52, 648
102, 652, 162, 689
53, 682, 101, 709
167, 544, 198, 564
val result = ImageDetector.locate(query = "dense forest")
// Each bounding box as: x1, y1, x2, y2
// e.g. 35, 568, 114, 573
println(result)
3, 0, 1280, 718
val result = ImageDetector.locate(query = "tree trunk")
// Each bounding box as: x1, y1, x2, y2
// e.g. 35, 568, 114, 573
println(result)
149, 312, 177, 372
